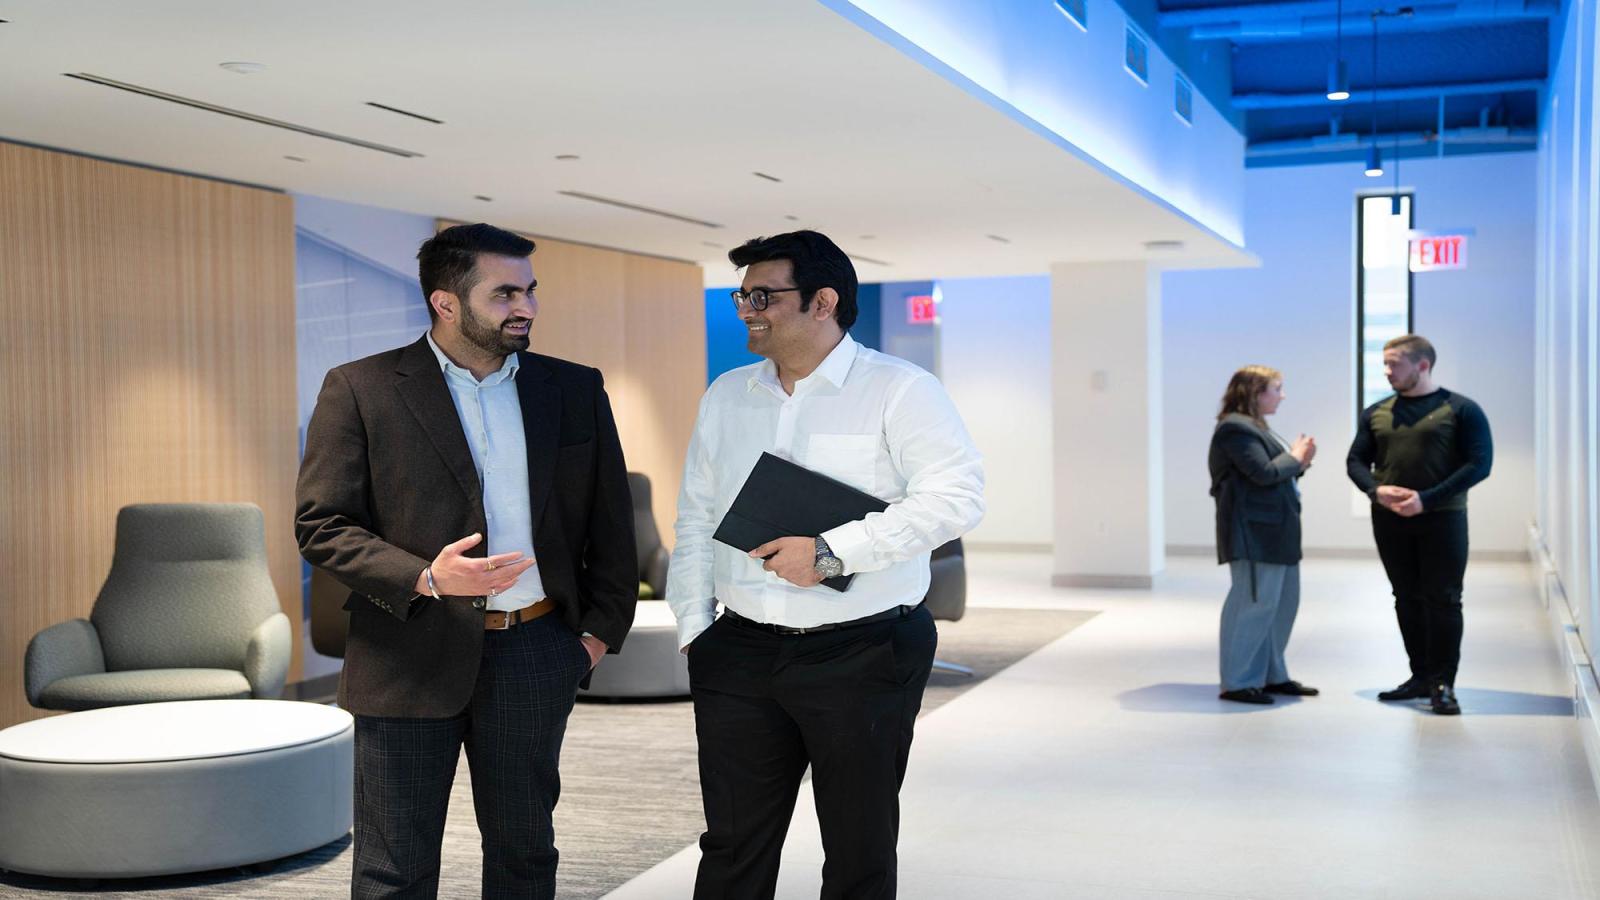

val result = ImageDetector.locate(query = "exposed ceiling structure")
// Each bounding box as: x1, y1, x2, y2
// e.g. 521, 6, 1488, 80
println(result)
1159, 0, 1551, 167
0, 0, 1252, 284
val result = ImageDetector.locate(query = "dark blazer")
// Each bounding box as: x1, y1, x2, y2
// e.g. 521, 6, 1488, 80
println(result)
1208, 413, 1303, 566
295, 337, 638, 718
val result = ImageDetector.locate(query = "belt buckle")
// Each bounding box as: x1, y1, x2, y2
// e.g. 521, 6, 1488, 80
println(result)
487, 610, 513, 631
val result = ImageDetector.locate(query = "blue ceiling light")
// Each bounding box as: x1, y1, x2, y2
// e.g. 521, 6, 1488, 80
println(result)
1366, 12, 1383, 176
1327, 0, 1350, 101
1327, 60, 1351, 101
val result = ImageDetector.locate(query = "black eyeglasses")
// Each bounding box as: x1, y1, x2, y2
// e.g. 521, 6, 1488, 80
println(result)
730, 287, 801, 311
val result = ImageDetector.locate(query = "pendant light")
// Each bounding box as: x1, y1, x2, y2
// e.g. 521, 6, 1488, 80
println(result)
1365, 12, 1383, 177
1327, 0, 1351, 100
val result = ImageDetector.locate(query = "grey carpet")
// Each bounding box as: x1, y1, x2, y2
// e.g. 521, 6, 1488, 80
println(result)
0, 607, 1095, 899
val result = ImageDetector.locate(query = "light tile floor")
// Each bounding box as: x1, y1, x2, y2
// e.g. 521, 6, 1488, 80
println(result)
610, 553, 1600, 899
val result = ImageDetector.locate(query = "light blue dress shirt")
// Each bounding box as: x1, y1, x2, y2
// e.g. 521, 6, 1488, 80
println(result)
426, 333, 545, 611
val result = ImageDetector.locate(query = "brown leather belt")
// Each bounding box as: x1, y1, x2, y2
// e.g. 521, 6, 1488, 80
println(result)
484, 598, 556, 631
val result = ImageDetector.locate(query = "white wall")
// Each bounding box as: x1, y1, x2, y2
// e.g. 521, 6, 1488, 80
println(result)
1535, 0, 1599, 642
293, 193, 436, 280
938, 275, 1053, 546
1162, 154, 1538, 556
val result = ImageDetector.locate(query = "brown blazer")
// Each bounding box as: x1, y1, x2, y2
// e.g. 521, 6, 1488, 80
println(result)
295, 336, 638, 718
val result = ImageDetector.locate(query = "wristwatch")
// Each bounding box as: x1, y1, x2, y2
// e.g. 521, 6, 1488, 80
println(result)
813, 535, 845, 579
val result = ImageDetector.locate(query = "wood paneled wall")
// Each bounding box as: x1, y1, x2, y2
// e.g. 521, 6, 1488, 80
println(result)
440, 222, 707, 546
0, 142, 299, 729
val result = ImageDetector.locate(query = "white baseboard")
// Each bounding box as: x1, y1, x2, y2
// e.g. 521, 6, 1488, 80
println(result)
1528, 524, 1600, 802
965, 541, 1052, 554
1165, 544, 1528, 563
1050, 573, 1155, 589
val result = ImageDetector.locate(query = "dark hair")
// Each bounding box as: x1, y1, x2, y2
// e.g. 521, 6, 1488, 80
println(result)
728, 230, 858, 331
417, 223, 536, 321
1383, 334, 1437, 368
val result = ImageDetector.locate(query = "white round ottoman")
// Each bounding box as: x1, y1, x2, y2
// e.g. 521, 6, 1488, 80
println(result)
0, 699, 353, 878
583, 601, 691, 699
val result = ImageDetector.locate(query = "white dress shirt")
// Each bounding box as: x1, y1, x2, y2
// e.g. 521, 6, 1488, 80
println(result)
426, 333, 545, 611
666, 334, 984, 649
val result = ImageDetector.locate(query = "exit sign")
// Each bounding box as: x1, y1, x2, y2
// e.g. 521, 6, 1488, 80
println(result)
907, 294, 936, 325
1410, 234, 1467, 272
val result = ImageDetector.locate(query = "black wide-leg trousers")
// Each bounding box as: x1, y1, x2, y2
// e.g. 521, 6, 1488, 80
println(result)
689, 604, 937, 900
350, 614, 592, 900
1372, 507, 1470, 687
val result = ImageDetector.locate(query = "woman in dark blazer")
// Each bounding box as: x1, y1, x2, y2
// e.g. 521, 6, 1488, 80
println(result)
1208, 365, 1318, 704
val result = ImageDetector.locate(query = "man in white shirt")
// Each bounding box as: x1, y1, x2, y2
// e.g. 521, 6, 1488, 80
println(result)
667, 230, 985, 899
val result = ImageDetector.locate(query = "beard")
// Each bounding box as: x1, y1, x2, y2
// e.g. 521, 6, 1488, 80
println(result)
1389, 370, 1419, 392
460, 302, 530, 356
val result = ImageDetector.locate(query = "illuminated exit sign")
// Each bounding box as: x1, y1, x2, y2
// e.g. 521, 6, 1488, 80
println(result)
1410, 234, 1468, 272
907, 294, 936, 325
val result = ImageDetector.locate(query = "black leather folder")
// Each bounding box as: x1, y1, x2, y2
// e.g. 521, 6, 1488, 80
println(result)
713, 452, 889, 591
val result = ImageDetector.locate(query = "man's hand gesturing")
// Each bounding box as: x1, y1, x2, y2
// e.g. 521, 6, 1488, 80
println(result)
419, 532, 537, 597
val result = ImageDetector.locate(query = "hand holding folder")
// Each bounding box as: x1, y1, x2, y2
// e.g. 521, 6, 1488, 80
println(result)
713, 452, 888, 591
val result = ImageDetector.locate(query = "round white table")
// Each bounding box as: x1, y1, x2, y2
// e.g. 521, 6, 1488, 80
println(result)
0, 699, 353, 878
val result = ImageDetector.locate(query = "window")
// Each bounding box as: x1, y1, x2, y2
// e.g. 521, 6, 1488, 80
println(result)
1356, 193, 1414, 413
1056, 0, 1086, 31
1174, 77, 1193, 125
1124, 26, 1149, 84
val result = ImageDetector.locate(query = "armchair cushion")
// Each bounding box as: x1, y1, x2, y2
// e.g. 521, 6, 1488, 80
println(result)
38, 669, 251, 711
245, 612, 292, 699
24, 618, 105, 707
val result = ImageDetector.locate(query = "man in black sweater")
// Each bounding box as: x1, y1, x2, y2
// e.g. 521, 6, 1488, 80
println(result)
1347, 334, 1493, 715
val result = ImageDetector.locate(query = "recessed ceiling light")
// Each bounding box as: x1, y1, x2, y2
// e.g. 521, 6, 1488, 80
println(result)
701, 241, 723, 248
859, 235, 875, 240
555, 154, 580, 160
474, 195, 493, 202
753, 171, 782, 183
987, 234, 1011, 244
283, 155, 307, 162
218, 61, 266, 75
1143, 240, 1185, 252
784, 215, 799, 221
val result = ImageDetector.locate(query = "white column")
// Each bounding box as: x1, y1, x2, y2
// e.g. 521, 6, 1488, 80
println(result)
1050, 262, 1164, 588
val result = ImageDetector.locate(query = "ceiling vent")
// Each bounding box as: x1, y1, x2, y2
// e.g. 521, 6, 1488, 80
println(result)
366, 102, 443, 124
62, 73, 423, 157
556, 191, 723, 228
845, 252, 892, 266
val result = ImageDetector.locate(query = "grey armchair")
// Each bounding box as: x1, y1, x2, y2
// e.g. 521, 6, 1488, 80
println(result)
925, 539, 972, 676
24, 503, 292, 710
631, 472, 670, 599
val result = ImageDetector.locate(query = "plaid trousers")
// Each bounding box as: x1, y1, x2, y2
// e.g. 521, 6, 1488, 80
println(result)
350, 613, 593, 899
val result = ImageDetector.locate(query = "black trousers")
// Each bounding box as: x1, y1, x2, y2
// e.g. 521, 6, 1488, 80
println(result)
1372, 507, 1469, 686
350, 613, 592, 900
688, 603, 937, 900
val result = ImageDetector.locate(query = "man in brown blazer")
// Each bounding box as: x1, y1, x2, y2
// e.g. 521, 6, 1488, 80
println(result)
296, 222, 637, 899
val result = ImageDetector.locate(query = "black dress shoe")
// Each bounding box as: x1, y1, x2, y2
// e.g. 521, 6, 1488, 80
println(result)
1264, 680, 1319, 696
1219, 687, 1274, 705
1377, 679, 1430, 701
1431, 684, 1461, 715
